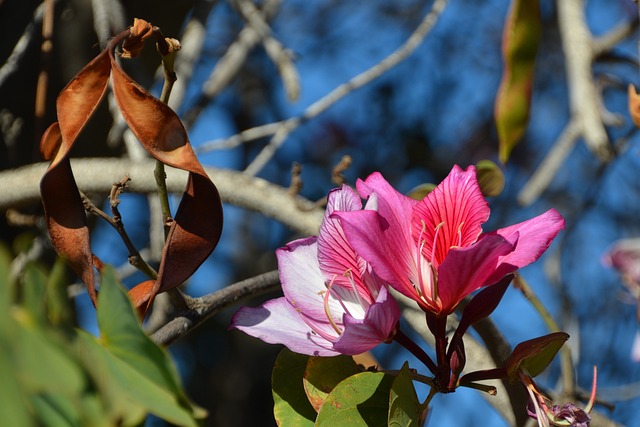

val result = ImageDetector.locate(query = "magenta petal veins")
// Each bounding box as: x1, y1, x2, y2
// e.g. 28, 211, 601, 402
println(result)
230, 185, 400, 356
337, 165, 565, 316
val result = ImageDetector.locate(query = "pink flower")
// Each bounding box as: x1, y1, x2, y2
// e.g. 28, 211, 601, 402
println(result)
230, 185, 400, 356
603, 238, 640, 362
334, 165, 565, 316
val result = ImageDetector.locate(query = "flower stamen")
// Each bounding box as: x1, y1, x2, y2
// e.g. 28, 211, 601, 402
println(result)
430, 222, 445, 301
415, 221, 428, 299
344, 269, 365, 308
323, 275, 343, 336
450, 221, 464, 249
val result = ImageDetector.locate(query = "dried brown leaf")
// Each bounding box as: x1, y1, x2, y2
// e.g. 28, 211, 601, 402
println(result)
628, 84, 640, 127
40, 123, 98, 303
109, 35, 223, 311
121, 18, 154, 59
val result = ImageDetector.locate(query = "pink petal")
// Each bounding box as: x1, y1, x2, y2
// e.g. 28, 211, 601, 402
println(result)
356, 172, 418, 236
277, 236, 344, 322
483, 209, 565, 284
603, 238, 640, 288
230, 298, 339, 356
333, 286, 400, 354
411, 165, 490, 267
335, 209, 422, 304
317, 185, 370, 297
437, 233, 516, 315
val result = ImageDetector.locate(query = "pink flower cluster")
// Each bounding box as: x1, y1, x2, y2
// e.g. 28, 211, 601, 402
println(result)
231, 165, 565, 357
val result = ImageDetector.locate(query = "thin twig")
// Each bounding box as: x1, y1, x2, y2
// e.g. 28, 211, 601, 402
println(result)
517, 118, 581, 206
80, 190, 158, 280
182, 0, 282, 128
242, 0, 449, 176
151, 270, 281, 345
592, 16, 639, 58
331, 154, 352, 185
153, 27, 180, 239
557, 0, 612, 160
90, 0, 126, 43
0, 3, 45, 89
34, 0, 54, 144
513, 275, 575, 396
232, 0, 299, 100
287, 162, 303, 196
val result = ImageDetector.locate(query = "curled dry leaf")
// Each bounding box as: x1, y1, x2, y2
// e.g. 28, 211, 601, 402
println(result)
121, 18, 155, 59
40, 123, 98, 304
40, 21, 223, 316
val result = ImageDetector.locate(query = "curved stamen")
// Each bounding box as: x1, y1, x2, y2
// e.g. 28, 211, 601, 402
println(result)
430, 222, 445, 301
449, 221, 465, 249
430, 221, 445, 263
343, 269, 365, 308
415, 220, 428, 299
323, 276, 343, 336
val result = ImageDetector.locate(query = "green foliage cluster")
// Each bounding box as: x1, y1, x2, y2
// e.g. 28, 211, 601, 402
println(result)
272, 349, 423, 426
0, 245, 204, 426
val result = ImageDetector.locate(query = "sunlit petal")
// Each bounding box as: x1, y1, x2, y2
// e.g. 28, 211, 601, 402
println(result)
230, 298, 339, 357
412, 165, 490, 267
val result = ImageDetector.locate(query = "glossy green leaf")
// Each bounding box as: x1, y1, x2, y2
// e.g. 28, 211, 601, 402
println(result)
97, 267, 189, 400
82, 266, 203, 426
507, 332, 569, 381
77, 331, 197, 427
272, 348, 317, 426
316, 371, 394, 427
494, 0, 541, 163
475, 160, 505, 197
303, 355, 360, 411
388, 362, 421, 427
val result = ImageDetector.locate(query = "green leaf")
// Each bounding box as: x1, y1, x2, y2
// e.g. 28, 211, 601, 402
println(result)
77, 331, 197, 427
86, 266, 203, 426
46, 257, 72, 327
0, 340, 33, 427
494, 0, 541, 163
14, 315, 85, 396
507, 332, 569, 381
0, 245, 14, 325
272, 348, 317, 426
316, 371, 394, 427
22, 264, 48, 325
388, 362, 421, 427
97, 267, 188, 399
30, 393, 80, 427
303, 355, 360, 411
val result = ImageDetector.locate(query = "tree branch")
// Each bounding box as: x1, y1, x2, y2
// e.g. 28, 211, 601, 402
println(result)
557, 0, 612, 161
151, 270, 281, 345
0, 158, 325, 236
182, 0, 282, 128
242, 0, 449, 176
